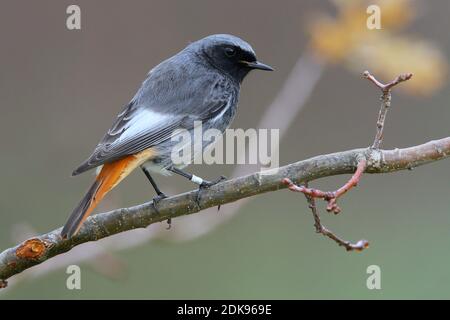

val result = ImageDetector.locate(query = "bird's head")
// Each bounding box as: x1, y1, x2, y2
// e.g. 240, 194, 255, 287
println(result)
189, 34, 273, 82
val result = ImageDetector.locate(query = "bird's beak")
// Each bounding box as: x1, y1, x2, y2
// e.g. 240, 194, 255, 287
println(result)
240, 60, 274, 71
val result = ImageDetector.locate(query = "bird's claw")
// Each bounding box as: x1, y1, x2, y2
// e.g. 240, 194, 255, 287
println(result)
152, 192, 168, 206
152, 193, 171, 227
195, 175, 227, 207
200, 175, 227, 188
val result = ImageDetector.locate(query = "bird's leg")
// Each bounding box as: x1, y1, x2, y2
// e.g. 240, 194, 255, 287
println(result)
141, 166, 168, 203
141, 167, 167, 202
141, 167, 171, 229
168, 166, 226, 207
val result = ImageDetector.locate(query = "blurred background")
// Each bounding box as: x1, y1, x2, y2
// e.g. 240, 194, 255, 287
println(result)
1, 0, 450, 299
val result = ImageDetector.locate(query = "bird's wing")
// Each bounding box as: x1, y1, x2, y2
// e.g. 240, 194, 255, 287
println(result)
72, 67, 234, 175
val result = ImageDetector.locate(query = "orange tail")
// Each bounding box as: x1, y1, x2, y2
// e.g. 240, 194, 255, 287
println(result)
61, 155, 140, 238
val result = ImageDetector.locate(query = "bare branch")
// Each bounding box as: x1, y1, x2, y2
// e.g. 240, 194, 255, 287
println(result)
0, 137, 450, 286
282, 158, 367, 214
302, 182, 369, 251
363, 71, 413, 93
363, 70, 413, 149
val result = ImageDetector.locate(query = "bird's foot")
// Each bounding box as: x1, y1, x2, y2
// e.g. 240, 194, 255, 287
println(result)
152, 192, 171, 228
152, 192, 168, 206
195, 175, 227, 207
201, 175, 227, 188
152, 192, 168, 213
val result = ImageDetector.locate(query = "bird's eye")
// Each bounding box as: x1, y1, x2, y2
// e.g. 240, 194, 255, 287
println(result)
224, 47, 236, 57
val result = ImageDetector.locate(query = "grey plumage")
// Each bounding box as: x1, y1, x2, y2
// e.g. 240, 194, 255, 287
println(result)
72, 34, 271, 176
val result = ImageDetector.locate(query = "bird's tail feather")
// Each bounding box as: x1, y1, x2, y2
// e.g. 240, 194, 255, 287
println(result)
61, 179, 102, 238
61, 155, 139, 238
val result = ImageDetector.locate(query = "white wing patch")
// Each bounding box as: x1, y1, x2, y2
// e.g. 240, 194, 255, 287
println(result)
119, 109, 170, 142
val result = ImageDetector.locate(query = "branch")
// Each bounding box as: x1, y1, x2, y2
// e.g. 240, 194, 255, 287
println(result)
282, 158, 367, 214
302, 182, 369, 252
0, 137, 450, 287
363, 70, 413, 149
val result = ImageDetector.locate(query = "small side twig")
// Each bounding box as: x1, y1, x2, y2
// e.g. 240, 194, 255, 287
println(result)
363, 71, 413, 149
303, 182, 369, 251
282, 159, 367, 214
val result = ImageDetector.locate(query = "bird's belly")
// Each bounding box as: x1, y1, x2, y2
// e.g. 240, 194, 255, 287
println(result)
142, 102, 237, 176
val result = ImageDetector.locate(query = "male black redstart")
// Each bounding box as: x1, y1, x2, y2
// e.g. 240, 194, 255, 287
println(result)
62, 34, 273, 238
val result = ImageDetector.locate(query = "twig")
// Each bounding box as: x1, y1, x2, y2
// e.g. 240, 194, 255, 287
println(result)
363, 71, 413, 93
282, 159, 367, 214
303, 183, 369, 251
363, 71, 413, 149
1, 137, 450, 285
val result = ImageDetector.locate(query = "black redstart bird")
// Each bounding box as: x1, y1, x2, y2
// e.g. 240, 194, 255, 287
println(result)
61, 34, 273, 238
